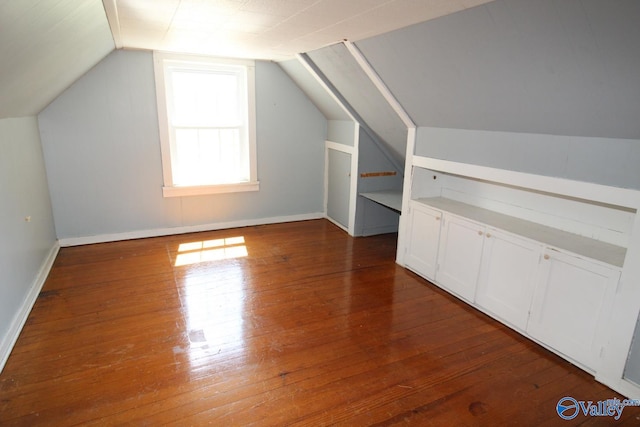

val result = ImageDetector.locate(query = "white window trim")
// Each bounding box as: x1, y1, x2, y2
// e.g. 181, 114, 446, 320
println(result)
153, 51, 259, 197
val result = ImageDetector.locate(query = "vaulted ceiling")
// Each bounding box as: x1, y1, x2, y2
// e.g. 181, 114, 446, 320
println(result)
104, 0, 494, 60
0, 0, 494, 119
0, 0, 114, 118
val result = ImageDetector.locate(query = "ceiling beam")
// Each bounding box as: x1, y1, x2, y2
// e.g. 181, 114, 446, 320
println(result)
102, 0, 123, 49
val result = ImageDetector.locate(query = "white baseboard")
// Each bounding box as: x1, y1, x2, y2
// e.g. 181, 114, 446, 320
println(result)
58, 213, 325, 247
596, 374, 640, 400
0, 241, 60, 373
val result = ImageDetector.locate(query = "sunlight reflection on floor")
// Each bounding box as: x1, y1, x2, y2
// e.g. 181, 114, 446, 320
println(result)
175, 236, 249, 371
175, 236, 248, 266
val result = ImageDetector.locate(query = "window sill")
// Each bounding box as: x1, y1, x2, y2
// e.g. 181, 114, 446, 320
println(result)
162, 181, 260, 197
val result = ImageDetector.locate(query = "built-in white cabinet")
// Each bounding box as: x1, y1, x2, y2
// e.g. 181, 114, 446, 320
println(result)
404, 202, 441, 279
527, 249, 620, 370
398, 155, 640, 398
405, 204, 486, 303
404, 195, 626, 373
436, 214, 484, 302
407, 198, 545, 329
476, 228, 542, 331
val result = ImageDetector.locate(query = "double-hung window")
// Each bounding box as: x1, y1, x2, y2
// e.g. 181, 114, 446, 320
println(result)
154, 52, 259, 197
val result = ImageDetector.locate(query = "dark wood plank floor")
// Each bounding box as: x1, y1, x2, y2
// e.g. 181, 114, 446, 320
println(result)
1, 219, 638, 426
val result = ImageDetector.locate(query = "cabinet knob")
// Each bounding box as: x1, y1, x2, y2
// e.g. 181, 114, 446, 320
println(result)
478, 230, 483, 236
544, 254, 550, 260
435, 216, 441, 221
486, 233, 492, 238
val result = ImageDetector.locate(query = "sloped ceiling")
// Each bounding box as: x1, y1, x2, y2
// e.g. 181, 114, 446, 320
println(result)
278, 59, 351, 121
306, 43, 407, 167
105, 0, 494, 61
0, 0, 496, 119
0, 0, 115, 119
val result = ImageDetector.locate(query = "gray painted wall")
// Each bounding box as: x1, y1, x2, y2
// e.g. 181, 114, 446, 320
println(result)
39, 50, 326, 240
625, 315, 640, 385
357, 0, 640, 139
416, 127, 640, 190
327, 120, 356, 146
0, 117, 57, 351
355, 128, 403, 236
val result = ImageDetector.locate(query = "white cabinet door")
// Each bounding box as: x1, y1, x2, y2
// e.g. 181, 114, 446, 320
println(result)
436, 214, 485, 302
404, 202, 442, 280
326, 148, 352, 230
476, 228, 542, 331
527, 249, 620, 370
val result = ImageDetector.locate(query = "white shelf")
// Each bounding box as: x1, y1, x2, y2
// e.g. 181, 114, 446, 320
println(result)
413, 156, 640, 210
361, 190, 403, 212
413, 197, 626, 268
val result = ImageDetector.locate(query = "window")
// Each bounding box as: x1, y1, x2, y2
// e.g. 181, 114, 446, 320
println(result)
154, 52, 259, 197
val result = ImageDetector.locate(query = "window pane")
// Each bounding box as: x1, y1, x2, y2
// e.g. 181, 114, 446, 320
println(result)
171, 70, 241, 127
173, 128, 249, 186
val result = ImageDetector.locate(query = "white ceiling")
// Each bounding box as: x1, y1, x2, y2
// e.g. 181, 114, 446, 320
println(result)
0, 0, 495, 119
104, 0, 494, 60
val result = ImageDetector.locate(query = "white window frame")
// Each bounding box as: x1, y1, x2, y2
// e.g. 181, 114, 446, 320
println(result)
154, 51, 259, 197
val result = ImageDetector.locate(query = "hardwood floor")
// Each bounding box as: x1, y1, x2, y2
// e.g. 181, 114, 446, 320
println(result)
1, 219, 637, 425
